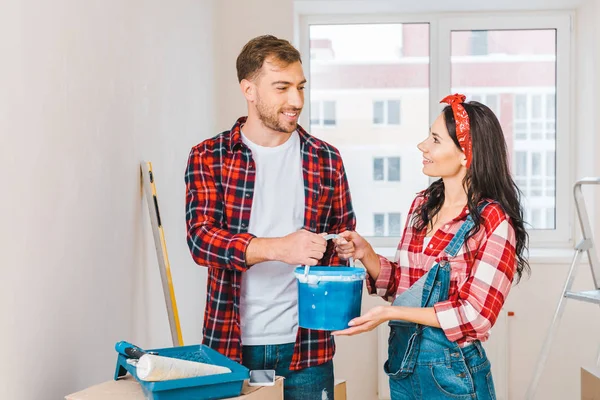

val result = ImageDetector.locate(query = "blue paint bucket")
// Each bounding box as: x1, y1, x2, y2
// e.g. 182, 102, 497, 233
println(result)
294, 265, 366, 331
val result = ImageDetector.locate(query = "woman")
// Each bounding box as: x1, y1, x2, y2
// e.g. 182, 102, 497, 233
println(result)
333, 94, 529, 399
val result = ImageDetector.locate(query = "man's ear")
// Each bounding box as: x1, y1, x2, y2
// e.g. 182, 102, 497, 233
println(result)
240, 79, 255, 103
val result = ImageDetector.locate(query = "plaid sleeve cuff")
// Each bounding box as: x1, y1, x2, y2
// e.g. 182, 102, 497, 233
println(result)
227, 233, 256, 271
434, 300, 467, 343
365, 255, 396, 302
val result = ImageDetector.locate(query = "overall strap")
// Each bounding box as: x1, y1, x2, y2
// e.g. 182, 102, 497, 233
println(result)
442, 201, 491, 258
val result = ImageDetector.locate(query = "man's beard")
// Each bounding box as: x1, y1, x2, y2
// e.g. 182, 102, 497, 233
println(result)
256, 95, 299, 134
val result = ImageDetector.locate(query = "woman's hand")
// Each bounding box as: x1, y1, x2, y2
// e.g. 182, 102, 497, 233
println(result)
334, 231, 372, 261
331, 306, 391, 336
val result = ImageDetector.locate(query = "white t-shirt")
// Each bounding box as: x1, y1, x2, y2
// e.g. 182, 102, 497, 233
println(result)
239, 130, 305, 345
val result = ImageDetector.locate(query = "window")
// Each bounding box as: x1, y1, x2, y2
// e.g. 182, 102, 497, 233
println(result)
388, 157, 401, 181
470, 30, 488, 55
323, 101, 336, 125
373, 158, 384, 181
310, 100, 336, 127
373, 157, 401, 182
373, 213, 385, 236
373, 100, 401, 125
510, 92, 556, 229
304, 14, 571, 245
449, 23, 568, 239
513, 94, 556, 141
373, 213, 402, 237
467, 94, 500, 118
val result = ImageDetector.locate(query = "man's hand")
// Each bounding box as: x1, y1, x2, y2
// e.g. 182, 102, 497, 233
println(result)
246, 230, 327, 267
275, 230, 327, 266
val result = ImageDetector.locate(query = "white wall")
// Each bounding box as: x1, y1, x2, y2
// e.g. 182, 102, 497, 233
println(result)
0, 0, 215, 398
214, 0, 294, 128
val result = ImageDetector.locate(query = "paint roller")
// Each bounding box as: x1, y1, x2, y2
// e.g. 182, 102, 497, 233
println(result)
115, 341, 231, 382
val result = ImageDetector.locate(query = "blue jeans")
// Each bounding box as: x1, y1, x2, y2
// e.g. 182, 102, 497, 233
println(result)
242, 343, 334, 400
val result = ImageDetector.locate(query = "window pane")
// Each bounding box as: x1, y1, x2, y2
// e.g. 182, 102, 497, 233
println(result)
387, 157, 401, 181
373, 158, 384, 181
515, 95, 527, 119
470, 30, 488, 56
532, 95, 542, 119
373, 101, 384, 124
452, 29, 556, 231
546, 151, 555, 176
310, 101, 320, 126
531, 208, 542, 228
388, 213, 402, 236
546, 208, 555, 229
486, 95, 499, 116
546, 94, 555, 119
516, 151, 527, 176
323, 101, 336, 126
387, 100, 401, 125
310, 23, 430, 237
374, 214, 385, 236
531, 152, 542, 175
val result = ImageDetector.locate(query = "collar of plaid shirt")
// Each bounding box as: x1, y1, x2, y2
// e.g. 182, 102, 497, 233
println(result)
187, 116, 356, 371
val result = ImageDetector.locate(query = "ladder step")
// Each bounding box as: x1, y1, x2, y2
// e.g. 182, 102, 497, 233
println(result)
565, 290, 600, 304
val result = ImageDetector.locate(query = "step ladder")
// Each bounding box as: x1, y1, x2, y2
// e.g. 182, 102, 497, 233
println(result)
526, 177, 600, 399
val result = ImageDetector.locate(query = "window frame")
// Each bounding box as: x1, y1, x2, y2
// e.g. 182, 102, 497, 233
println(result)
299, 11, 574, 248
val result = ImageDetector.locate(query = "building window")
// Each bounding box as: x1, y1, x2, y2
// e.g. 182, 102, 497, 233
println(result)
468, 94, 500, 118
470, 30, 488, 56
373, 213, 385, 236
373, 157, 401, 182
310, 100, 336, 127
373, 213, 402, 236
373, 158, 384, 181
373, 100, 401, 125
388, 157, 401, 181
513, 94, 556, 141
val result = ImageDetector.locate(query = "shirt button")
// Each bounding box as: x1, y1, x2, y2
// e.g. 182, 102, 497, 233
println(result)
429, 244, 433, 249
465, 210, 470, 214
245, 193, 251, 198
445, 225, 449, 229
241, 223, 247, 229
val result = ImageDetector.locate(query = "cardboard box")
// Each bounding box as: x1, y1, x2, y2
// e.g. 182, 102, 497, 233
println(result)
582, 366, 600, 400
334, 379, 347, 400
65, 375, 284, 400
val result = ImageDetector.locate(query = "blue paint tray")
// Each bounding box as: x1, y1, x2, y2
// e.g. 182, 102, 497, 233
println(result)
114, 344, 249, 400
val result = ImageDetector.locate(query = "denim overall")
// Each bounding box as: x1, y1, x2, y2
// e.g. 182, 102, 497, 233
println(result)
385, 205, 497, 400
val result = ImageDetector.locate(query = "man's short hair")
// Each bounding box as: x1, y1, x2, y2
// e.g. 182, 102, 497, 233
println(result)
236, 35, 302, 83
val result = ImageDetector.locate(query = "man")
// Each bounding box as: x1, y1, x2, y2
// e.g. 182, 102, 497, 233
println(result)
185, 35, 355, 399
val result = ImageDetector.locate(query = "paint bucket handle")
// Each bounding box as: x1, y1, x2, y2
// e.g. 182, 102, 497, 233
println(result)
304, 234, 354, 277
